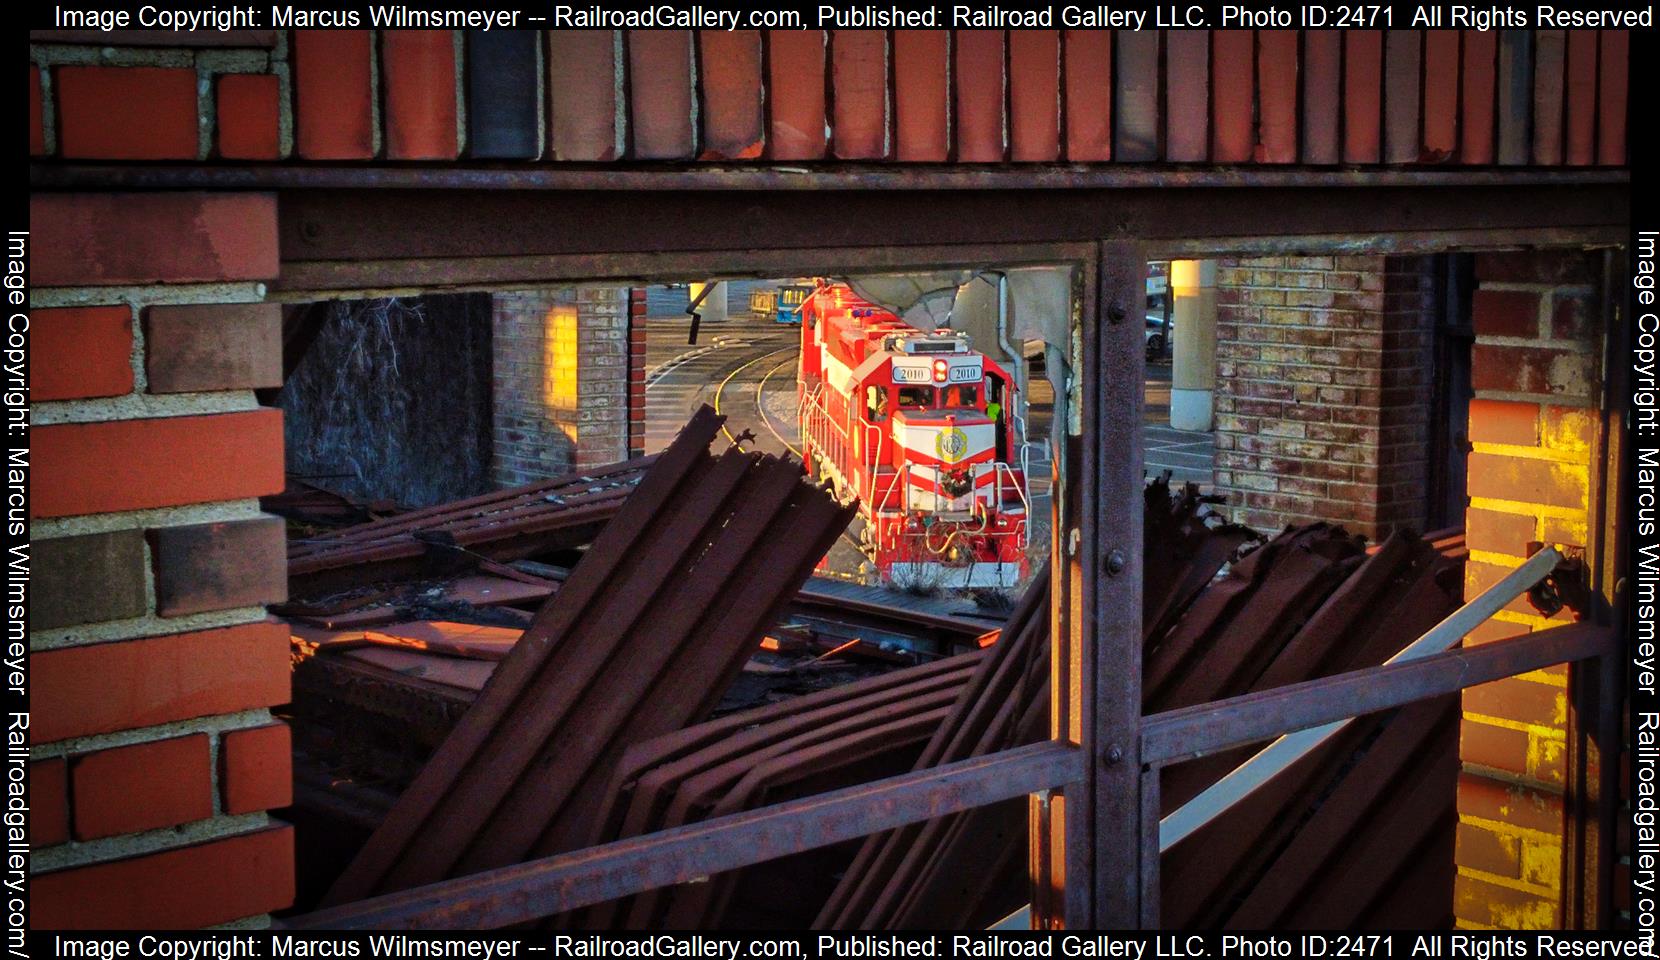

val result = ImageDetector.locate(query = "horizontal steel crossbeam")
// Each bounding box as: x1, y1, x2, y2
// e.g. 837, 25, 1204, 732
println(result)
287, 741, 1083, 930
1140, 620, 1616, 768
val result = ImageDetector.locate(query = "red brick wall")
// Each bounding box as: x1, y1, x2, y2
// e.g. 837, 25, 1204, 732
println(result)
491, 287, 631, 486
628, 290, 648, 459
26, 30, 1628, 168
1453, 250, 1604, 929
1213, 255, 1436, 541
29, 193, 295, 928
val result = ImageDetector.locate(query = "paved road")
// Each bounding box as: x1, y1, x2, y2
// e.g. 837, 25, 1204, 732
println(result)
1143, 362, 1215, 486
642, 319, 801, 456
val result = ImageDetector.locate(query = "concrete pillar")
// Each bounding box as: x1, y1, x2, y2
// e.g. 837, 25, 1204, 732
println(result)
689, 281, 728, 323
1170, 260, 1218, 432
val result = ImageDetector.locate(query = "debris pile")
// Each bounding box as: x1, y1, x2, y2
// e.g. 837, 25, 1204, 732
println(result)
1152, 525, 1467, 929
320, 407, 858, 905
280, 429, 1467, 929
287, 456, 655, 596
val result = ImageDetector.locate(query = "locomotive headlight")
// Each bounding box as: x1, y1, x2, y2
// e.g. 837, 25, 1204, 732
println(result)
932, 359, 949, 382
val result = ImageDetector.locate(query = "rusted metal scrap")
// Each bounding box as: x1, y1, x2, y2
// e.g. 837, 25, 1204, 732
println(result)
287, 455, 657, 596
321, 406, 857, 907
575, 649, 990, 929
819, 518, 1465, 931
815, 565, 1054, 930
1153, 526, 1468, 929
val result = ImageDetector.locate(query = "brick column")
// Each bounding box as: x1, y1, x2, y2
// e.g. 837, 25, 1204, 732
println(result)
1453, 250, 1603, 929
628, 289, 648, 458
1213, 255, 1435, 541
29, 193, 294, 928
491, 286, 630, 486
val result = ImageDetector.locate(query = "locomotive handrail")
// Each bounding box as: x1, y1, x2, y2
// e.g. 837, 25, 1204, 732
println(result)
989, 461, 1031, 518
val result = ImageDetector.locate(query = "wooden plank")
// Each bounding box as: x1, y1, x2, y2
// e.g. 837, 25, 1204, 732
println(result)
831, 30, 888, 159
765, 31, 827, 161
1164, 30, 1209, 162
1564, 30, 1598, 166
1113, 30, 1159, 162
1532, 29, 1566, 165
1256, 30, 1298, 164
1496, 29, 1533, 165
466, 31, 539, 159
1063, 29, 1112, 161
1383, 30, 1422, 163
1422, 30, 1460, 161
1461, 30, 1497, 164
955, 30, 1006, 162
629, 30, 695, 159
893, 30, 949, 162
1009, 30, 1060, 162
1598, 30, 1629, 165
1301, 31, 1341, 164
1211, 30, 1253, 163
697, 30, 764, 160
547, 31, 618, 162
1343, 30, 1383, 163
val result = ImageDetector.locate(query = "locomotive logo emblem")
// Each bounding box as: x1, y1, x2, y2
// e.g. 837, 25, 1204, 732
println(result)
935, 427, 969, 464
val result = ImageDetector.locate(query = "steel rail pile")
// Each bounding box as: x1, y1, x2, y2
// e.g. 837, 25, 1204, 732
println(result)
813, 478, 1252, 930
817, 520, 1466, 930
1144, 524, 1468, 928
322, 406, 856, 906
573, 649, 990, 929
287, 455, 657, 595
815, 567, 1055, 929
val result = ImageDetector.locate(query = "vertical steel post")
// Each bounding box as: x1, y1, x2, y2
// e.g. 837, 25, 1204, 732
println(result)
1065, 240, 1149, 927
1563, 246, 1628, 928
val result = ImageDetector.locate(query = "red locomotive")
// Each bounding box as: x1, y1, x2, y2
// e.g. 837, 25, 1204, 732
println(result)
797, 282, 1031, 589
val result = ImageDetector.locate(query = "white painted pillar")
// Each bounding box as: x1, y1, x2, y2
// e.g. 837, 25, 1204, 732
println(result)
1169, 260, 1217, 432
689, 281, 728, 323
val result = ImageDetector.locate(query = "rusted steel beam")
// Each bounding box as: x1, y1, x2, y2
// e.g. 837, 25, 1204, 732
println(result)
267, 228, 1629, 295
29, 162, 1629, 192
1140, 621, 1617, 768
262, 185, 1629, 269
1068, 240, 1148, 928
1564, 246, 1628, 930
284, 741, 1083, 930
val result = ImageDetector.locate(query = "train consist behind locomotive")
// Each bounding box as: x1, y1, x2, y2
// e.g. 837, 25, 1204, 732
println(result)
797, 282, 1032, 589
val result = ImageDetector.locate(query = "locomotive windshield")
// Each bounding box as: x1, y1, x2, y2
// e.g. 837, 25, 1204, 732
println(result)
898, 386, 935, 408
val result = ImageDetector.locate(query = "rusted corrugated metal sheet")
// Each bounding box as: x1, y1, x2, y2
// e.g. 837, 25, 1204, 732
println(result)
321, 406, 856, 906
287, 455, 653, 595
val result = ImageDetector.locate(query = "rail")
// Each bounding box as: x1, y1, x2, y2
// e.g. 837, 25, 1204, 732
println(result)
1157, 545, 1568, 849
284, 743, 1082, 930
284, 543, 1601, 930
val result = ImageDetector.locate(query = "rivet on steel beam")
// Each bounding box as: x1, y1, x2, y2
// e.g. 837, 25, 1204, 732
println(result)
1105, 549, 1127, 575
1105, 745, 1124, 765
1108, 301, 1128, 324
